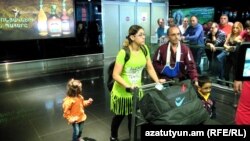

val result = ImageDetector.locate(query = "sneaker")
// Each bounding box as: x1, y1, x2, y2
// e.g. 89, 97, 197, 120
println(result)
78, 138, 85, 141
110, 137, 119, 141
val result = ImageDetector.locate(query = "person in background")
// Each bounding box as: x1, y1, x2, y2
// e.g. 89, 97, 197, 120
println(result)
219, 14, 232, 36
205, 22, 226, 80
197, 75, 216, 119
203, 21, 213, 35
234, 20, 250, 125
155, 18, 168, 39
237, 20, 250, 41
110, 25, 165, 141
153, 26, 199, 86
182, 15, 205, 74
178, 17, 189, 35
155, 18, 168, 46
215, 14, 233, 82
223, 21, 243, 84
167, 17, 175, 27
62, 79, 93, 141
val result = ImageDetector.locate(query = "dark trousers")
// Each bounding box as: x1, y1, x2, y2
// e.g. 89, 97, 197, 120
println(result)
224, 52, 237, 81
190, 47, 204, 74
111, 114, 132, 138
205, 49, 223, 78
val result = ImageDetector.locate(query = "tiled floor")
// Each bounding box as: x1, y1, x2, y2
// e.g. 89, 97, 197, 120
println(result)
0, 66, 127, 141
0, 60, 236, 141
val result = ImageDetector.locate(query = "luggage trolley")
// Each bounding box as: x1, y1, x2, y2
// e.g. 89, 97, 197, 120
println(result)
130, 80, 239, 140
130, 80, 175, 141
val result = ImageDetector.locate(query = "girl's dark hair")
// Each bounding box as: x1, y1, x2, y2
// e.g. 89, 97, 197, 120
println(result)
198, 75, 211, 87
66, 79, 82, 97
123, 25, 143, 47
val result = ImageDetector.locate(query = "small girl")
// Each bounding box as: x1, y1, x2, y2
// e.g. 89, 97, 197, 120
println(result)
62, 79, 93, 141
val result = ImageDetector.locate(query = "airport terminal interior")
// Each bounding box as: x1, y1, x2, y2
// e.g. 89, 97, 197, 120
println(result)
0, 0, 248, 141
0, 60, 237, 141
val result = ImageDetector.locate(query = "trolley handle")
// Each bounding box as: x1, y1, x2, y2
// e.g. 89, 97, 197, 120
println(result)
127, 80, 176, 93
139, 80, 175, 89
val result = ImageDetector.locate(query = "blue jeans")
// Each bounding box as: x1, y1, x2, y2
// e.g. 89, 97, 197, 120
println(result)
72, 121, 84, 141
217, 51, 228, 63
190, 47, 204, 74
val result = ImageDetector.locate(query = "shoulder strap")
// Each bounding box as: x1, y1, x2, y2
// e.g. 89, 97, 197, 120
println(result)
140, 45, 148, 57
122, 47, 130, 64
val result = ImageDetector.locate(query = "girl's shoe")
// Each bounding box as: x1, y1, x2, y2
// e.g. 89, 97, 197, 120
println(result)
110, 137, 119, 141
78, 138, 84, 141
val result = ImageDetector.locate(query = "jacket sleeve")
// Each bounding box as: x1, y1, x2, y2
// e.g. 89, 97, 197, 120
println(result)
80, 95, 91, 107
185, 25, 203, 41
152, 46, 165, 75
62, 98, 76, 123
183, 26, 189, 36
184, 46, 198, 81
205, 32, 212, 44
213, 31, 226, 47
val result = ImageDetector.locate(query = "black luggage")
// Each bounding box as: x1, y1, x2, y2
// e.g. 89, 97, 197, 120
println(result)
138, 79, 210, 125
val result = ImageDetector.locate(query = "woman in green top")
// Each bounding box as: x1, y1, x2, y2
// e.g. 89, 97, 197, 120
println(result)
110, 25, 165, 141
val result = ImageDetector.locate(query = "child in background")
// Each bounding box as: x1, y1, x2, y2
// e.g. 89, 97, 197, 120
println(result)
62, 79, 93, 141
197, 75, 216, 119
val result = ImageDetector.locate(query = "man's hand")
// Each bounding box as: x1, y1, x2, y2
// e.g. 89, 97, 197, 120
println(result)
207, 43, 216, 52
234, 80, 242, 94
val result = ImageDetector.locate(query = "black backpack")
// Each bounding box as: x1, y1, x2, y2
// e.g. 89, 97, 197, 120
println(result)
107, 46, 148, 92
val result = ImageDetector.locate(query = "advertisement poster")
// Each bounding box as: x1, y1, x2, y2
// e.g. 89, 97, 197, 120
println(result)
172, 7, 214, 26
0, 0, 75, 41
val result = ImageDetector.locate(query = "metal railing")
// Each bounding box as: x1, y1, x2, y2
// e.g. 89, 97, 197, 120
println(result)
0, 53, 104, 82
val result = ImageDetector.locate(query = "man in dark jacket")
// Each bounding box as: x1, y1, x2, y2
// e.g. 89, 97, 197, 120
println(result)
205, 22, 226, 79
153, 26, 198, 86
